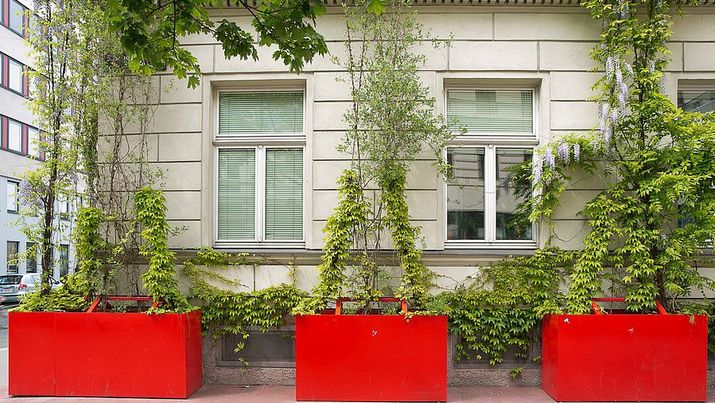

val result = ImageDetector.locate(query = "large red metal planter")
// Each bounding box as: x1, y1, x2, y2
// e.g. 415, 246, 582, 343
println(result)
295, 298, 448, 402
9, 306, 203, 398
541, 298, 707, 402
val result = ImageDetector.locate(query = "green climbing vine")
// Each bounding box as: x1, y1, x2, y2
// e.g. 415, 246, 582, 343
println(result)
434, 249, 574, 365
182, 248, 308, 361
134, 187, 192, 313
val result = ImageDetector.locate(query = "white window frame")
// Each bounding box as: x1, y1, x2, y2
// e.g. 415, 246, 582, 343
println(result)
213, 88, 307, 249
444, 87, 539, 250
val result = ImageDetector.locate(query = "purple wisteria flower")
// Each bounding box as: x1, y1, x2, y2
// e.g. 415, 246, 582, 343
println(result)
557, 142, 571, 165
573, 143, 581, 162
605, 57, 616, 78
544, 149, 556, 169
533, 155, 543, 182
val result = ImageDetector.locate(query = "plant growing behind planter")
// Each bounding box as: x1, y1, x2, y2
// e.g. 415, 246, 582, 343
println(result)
502, 0, 715, 400
9, 187, 203, 398
292, 1, 455, 400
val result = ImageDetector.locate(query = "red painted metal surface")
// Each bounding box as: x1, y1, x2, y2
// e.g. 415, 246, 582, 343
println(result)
295, 298, 447, 402
541, 299, 707, 402
9, 309, 203, 398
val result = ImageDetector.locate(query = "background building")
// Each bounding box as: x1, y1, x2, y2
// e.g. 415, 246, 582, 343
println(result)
0, 0, 74, 282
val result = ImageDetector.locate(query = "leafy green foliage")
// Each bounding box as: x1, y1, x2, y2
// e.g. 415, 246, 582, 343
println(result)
74, 207, 107, 300
294, 170, 369, 314
134, 187, 192, 313
106, 0, 331, 87
182, 248, 308, 361
435, 249, 573, 365
515, 0, 715, 313
14, 272, 90, 312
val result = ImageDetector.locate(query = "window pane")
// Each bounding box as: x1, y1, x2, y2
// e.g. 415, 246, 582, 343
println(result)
496, 148, 533, 241
26, 242, 37, 273
219, 92, 303, 135
218, 149, 256, 240
448, 90, 533, 133
8, 59, 23, 93
28, 127, 39, 157
6, 181, 18, 212
265, 149, 303, 241
7, 242, 19, 274
447, 148, 485, 240
8, 121, 22, 152
678, 89, 715, 113
9, 0, 25, 34
59, 244, 69, 277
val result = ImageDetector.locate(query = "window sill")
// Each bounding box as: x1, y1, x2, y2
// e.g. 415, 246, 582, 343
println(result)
444, 240, 538, 251
214, 241, 306, 250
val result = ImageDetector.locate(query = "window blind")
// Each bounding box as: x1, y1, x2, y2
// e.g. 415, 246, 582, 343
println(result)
265, 149, 303, 240
219, 92, 303, 136
447, 90, 533, 134
218, 149, 256, 240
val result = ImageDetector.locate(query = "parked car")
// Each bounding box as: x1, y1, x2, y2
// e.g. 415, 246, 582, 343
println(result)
0, 274, 61, 304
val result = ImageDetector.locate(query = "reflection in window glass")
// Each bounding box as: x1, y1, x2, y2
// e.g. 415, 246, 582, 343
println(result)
6, 181, 19, 213
59, 244, 69, 277
8, 59, 23, 93
6, 241, 19, 274
8, 120, 22, 152
678, 89, 715, 113
447, 148, 485, 240
496, 148, 533, 240
9, 0, 25, 35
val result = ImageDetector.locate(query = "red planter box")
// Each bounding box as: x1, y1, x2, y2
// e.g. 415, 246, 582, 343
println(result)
541, 301, 707, 402
295, 299, 447, 402
9, 309, 203, 398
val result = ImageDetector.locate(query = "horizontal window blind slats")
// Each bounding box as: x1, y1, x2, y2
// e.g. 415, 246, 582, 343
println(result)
447, 90, 533, 133
219, 92, 304, 136
265, 149, 303, 241
218, 149, 256, 240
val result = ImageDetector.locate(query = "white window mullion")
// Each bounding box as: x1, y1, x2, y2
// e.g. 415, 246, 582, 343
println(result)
255, 146, 266, 242
484, 145, 497, 243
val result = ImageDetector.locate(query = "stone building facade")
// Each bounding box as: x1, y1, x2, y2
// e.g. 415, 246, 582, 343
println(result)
135, 1, 715, 384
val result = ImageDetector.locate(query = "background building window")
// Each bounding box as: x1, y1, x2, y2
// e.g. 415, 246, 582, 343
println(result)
8, 0, 26, 36
8, 120, 22, 153
25, 242, 37, 273
6, 241, 19, 274
8, 58, 23, 94
446, 88, 536, 245
6, 180, 19, 213
28, 127, 39, 157
58, 244, 69, 277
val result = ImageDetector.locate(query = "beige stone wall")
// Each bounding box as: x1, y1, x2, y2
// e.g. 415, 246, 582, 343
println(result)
137, 6, 715, 286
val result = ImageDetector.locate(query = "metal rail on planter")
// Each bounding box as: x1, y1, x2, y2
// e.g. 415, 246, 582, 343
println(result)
334, 297, 408, 315
591, 297, 667, 315
86, 296, 160, 313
